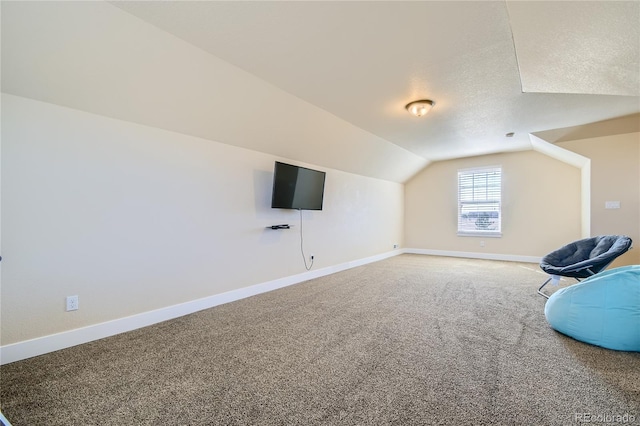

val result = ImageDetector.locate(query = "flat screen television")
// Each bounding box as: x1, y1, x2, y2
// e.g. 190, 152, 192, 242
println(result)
271, 161, 326, 210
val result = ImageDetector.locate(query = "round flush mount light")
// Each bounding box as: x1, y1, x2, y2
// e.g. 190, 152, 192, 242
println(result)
405, 99, 435, 117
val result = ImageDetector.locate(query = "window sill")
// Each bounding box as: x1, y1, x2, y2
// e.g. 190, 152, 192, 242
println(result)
457, 232, 502, 238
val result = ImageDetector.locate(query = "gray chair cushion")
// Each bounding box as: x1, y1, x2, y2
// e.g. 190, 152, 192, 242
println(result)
540, 235, 632, 278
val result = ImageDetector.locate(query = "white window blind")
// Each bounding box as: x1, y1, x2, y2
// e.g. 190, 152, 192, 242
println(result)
457, 167, 502, 236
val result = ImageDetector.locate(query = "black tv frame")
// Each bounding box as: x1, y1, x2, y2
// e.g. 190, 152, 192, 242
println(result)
271, 161, 326, 211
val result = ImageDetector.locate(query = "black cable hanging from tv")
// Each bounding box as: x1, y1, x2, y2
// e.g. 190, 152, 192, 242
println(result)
299, 209, 314, 271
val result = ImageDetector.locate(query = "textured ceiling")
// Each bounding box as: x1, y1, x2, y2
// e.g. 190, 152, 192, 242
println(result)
112, 1, 640, 162
508, 1, 640, 96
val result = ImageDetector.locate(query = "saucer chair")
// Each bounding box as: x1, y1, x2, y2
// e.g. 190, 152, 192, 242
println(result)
537, 235, 633, 298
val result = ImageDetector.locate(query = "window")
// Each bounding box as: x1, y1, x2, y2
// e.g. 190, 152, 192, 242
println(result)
457, 167, 502, 236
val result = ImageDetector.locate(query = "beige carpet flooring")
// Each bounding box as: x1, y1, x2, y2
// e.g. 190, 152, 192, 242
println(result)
1, 255, 639, 425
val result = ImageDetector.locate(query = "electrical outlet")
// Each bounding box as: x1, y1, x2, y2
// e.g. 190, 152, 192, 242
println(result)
393, 244, 398, 249
310, 254, 315, 261
66, 295, 79, 311
480, 241, 485, 247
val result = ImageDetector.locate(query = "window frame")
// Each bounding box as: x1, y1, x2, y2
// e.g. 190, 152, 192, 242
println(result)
457, 166, 502, 237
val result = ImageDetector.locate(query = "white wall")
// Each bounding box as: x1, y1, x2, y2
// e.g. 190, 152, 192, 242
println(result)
558, 132, 640, 266
0, 0, 411, 358
1, 94, 404, 346
404, 150, 583, 258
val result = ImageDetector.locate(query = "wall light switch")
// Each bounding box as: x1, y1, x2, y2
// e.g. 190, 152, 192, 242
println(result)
605, 201, 621, 209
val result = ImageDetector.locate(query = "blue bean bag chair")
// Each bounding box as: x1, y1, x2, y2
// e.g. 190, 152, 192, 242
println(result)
544, 265, 640, 351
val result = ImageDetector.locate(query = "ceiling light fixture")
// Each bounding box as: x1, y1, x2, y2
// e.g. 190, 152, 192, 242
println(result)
405, 99, 435, 117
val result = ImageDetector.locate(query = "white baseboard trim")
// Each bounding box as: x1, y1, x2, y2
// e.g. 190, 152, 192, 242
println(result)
404, 248, 541, 264
0, 250, 402, 365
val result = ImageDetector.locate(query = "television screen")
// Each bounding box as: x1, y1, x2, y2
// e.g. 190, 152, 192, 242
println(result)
271, 161, 326, 210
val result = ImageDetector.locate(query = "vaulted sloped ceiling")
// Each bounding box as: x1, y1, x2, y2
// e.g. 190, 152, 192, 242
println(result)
3, 1, 639, 182
112, 1, 640, 158
508, 1, 639, 96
